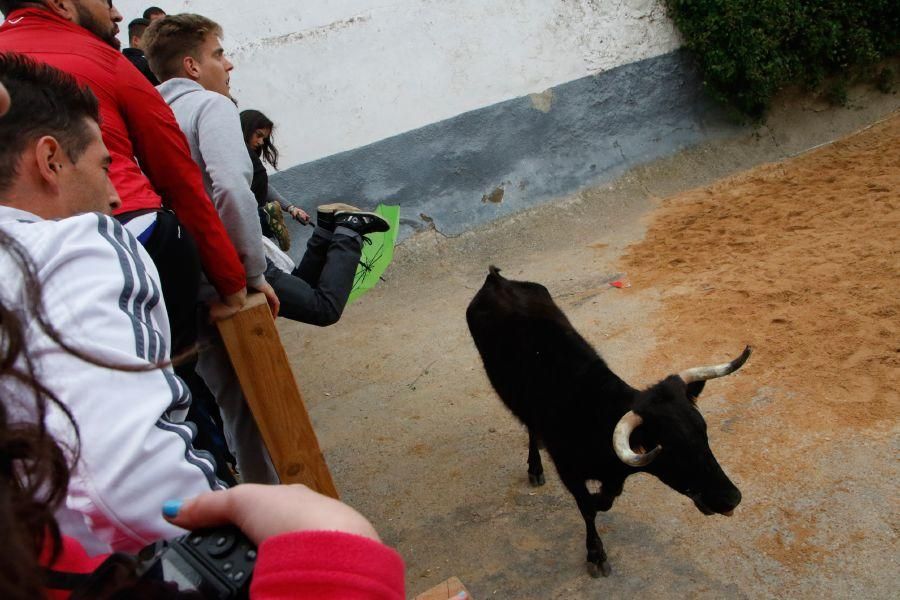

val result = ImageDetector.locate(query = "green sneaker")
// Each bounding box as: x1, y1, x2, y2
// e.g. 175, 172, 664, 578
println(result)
264, 202, 291, 251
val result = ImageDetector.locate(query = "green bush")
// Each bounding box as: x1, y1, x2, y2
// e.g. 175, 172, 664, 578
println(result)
824, 80, 848, 107
875, 67, 895, 93
664, 0, 900, 118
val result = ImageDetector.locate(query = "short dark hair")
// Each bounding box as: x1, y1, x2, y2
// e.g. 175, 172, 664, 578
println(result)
142, 6, 165, 19
128, 17, 150, 43
0, 53, 100, 194
143, 14, 223, 82
0, 1, 37, 18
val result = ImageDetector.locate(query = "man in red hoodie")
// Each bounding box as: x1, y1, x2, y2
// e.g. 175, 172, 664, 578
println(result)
0, 0, 257, 351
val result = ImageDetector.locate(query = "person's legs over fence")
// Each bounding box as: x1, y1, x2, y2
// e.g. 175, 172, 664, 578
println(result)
271, 205, 390, 326
266, 228, 358, 326
293, 226, 333, 286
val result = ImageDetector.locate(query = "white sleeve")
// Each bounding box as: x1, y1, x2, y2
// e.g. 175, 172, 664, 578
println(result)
195, 95, 267, 288
31, 214, 225, 553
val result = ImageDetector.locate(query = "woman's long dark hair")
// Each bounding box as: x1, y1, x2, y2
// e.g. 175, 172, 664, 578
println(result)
0, 229, 79, 599
0, 229, 174, 598
239, 109, 278, 169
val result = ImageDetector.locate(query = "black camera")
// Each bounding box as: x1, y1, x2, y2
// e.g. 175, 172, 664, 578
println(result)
136, 526, 258, 599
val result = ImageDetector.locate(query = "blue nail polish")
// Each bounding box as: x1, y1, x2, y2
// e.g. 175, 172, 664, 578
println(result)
162, 500, 183, 518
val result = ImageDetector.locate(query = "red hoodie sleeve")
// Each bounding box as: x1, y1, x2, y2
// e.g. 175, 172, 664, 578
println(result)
251, 531, 405, 600
114, 58, 246, 297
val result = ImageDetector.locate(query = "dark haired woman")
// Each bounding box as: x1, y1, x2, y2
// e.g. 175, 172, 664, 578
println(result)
239, 110, 309, 251
236, 109, 391, 328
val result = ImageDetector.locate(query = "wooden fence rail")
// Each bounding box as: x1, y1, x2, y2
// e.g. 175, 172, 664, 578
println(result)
216, 293, 338, 498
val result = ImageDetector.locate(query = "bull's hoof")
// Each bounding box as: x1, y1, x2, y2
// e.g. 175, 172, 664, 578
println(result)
528, 472, 545, 487
586, 560, 612, 578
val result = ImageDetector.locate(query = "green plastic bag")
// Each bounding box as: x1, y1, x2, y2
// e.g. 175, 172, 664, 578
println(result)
348, 204, 400, 303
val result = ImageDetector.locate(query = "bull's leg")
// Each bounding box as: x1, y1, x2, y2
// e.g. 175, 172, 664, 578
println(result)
564, 477, 611, 578
526, 428, 545, 486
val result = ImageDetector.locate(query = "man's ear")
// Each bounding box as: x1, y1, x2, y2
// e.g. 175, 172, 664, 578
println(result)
183, 55, 201, 79
33, 135, 65, 189
686, 380, 706, 403
44, 0, 78, 23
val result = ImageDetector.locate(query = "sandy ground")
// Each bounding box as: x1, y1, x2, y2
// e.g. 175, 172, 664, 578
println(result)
277, 88, 899, 599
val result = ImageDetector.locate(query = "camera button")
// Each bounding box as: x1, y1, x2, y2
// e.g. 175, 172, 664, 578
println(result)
189, 534, 203, 546
246, 549, 258, 561
208, 533, 236, 557
222, 561, 233, 572
232, 571, 246, 582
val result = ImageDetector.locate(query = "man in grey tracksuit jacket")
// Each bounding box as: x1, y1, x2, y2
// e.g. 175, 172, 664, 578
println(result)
157, 76, 279, 484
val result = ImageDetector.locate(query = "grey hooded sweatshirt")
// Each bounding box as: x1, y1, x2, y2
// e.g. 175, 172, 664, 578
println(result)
157, 78, 266, 294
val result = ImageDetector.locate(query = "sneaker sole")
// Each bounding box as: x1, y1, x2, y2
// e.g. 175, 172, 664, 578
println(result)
317, 202, 361, 214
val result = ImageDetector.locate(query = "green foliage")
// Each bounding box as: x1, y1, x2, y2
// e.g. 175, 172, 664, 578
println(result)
875, 67, 895, 93
664, 0, 900, 118
824, 80, 848, 107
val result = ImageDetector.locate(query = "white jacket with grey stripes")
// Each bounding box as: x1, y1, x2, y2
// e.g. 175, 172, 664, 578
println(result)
0, 206, 224, 555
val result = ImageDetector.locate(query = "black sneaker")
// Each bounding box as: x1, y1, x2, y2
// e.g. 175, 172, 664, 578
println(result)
334, 210, 390, 236
316, 202, 360, 231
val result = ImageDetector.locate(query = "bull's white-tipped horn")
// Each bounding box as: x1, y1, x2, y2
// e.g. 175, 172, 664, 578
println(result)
612, 411, 661, 467
678, 345, 753, 385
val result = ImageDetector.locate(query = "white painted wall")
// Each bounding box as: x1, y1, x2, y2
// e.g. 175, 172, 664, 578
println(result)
117, 0, 680, 167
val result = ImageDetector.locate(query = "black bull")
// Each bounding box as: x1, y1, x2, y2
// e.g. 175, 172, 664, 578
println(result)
466, 266, 751, 577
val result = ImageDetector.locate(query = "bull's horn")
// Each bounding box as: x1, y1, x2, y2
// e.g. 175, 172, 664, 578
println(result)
678, 345, 752, 385
613, 411, 661, 467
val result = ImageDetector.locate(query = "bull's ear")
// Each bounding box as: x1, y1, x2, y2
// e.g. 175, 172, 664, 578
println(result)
686, 380, 706, 402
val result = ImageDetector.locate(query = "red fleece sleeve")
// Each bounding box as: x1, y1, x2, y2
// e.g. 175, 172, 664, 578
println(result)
115, 58, 246, 297
251, 531, 405, 600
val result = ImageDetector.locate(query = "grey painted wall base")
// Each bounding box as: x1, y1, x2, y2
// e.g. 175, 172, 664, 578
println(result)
273, 49, 739, 262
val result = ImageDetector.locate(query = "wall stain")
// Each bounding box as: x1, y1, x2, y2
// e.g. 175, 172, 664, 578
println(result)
232, 15, 371, 53
528, 88, 555, 113
482, 186, 505, 204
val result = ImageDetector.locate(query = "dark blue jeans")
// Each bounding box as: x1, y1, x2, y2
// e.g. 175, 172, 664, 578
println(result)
266, 227, 362, 327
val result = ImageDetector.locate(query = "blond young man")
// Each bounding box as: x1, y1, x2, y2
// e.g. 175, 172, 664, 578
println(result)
145, 14, 391, 484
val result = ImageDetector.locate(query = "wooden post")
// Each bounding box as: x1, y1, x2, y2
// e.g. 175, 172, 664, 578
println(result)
216, 293, 339, 498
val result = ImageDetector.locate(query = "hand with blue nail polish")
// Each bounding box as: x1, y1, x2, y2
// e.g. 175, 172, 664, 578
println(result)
161, 499, 182, 519
161, 484, 380, 546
